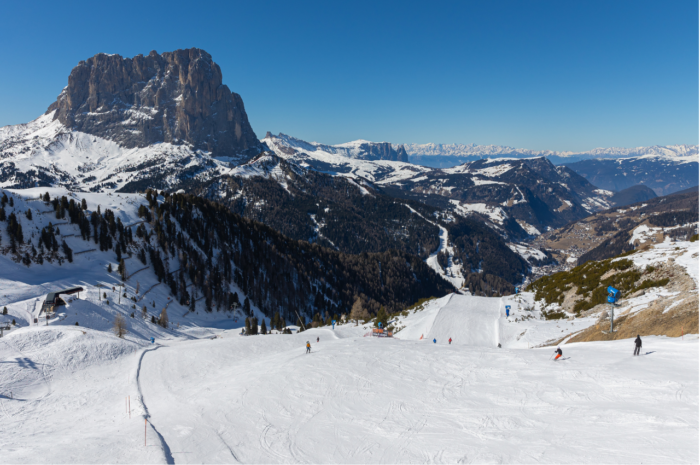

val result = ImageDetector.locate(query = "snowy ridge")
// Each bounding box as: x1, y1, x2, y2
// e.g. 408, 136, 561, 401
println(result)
0, 112, 239, 193
261, 133, 429, 184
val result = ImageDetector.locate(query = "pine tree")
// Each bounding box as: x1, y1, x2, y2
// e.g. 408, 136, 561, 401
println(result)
251, 316, 259, 335
118, 259, 127, 280
245, 317, 251, 335
81, 198, 87, 210
62, 241, 73, 263
142, 306, 148, 319
107, 263, 112, 273
2, 306, 7, 315
375, 305, 389, 328
261, 318, 267, 335
25, 209, 32, 220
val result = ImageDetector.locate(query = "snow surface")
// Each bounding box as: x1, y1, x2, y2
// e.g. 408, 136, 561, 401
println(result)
508, 243, 547, 261
1, 291, 697, 463
450, 200, 508, 225
0, 188, 697, 464
616, 237, 699, 286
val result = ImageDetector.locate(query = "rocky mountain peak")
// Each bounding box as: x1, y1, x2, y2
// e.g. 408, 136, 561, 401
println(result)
46, 48, 261, 161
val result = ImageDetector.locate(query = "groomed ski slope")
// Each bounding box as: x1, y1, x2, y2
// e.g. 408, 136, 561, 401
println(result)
0, 291, 697, 463
393, 294, 502, 346
137, 330, 700, 464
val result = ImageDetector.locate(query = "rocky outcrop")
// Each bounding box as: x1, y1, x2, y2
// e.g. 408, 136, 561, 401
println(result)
47, 48, 261, 161
395, 145, 409, 163
353, 142, 408, 162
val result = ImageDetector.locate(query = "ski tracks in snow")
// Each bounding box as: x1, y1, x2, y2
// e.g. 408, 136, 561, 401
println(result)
134, 344, 175, 464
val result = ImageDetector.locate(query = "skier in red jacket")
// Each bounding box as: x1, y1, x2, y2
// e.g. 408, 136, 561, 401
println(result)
449, 337, 452, 345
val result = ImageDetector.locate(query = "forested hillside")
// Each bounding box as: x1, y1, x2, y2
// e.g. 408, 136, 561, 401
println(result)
185, 157, 442, 258
0, 189, 453, 324
447, 218, 530, 295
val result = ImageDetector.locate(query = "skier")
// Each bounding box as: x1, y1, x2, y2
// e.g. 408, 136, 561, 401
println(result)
554, 347, 563, 361
317, 336, 319, 343
449, 337, 452, 345
634, 335, 642, 356
433, 338, 437, 344
306, 341, 311, 354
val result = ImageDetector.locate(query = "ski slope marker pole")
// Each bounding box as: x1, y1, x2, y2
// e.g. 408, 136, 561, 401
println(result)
129, 396, 131, 419
145, 419, 147, 446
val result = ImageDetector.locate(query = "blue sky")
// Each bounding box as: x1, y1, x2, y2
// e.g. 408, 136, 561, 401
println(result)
0, 0, 696, 151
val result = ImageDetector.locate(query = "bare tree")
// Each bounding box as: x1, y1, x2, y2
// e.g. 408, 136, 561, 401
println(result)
350, 297, 365, 326
112, 314, 128, 338
159, 308, 169, 328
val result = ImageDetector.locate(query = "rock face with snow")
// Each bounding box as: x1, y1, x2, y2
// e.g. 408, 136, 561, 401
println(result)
46, 48, 261, 159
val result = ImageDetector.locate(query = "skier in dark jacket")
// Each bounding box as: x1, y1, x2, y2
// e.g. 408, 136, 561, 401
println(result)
554, 347, 563, 361
634, 335, 642, 356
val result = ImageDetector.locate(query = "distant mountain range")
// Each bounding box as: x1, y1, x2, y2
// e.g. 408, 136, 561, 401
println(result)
402, 142, 697, 161
564, 158, 699, 196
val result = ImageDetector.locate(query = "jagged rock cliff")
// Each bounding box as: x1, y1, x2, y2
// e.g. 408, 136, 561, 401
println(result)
47, 48, 261, 160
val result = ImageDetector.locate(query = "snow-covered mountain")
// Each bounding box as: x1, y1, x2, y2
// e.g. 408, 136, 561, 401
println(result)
262, 132, 614, 236
0, 111, 237, 192
0, 48, 267, 193
402, 142, 699, 161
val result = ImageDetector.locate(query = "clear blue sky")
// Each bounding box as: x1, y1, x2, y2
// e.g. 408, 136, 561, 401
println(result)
0, 0, 696, 151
